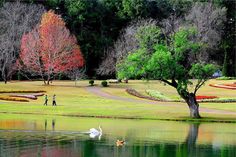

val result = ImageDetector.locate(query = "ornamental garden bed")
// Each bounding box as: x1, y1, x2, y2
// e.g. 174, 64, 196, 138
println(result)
195, 96, 218, 100
0, 95, 29, 102
126, 88, 236, 103
0, 90, 45, 102
209, 83, 236, 90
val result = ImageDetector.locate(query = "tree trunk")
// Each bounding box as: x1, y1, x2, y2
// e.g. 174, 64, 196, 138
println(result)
3, 70, 7, 84
46, 74, 51, 85
222, 49, 229, 76
185, 93, 201, 118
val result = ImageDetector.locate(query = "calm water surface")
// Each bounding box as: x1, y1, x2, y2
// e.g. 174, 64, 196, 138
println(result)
0, 114, 235, 157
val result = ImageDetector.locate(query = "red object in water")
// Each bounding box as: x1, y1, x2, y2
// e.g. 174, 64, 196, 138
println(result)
196, 95, 218, 100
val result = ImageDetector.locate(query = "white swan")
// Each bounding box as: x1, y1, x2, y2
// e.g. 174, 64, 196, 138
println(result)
88, 126, 102, 139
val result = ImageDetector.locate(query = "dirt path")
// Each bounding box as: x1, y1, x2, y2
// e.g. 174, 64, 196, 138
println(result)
86, 87, 236, 116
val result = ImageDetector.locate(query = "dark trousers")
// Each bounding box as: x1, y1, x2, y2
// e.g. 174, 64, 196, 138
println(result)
52, 101, 57, 106
44, 100, 48, 106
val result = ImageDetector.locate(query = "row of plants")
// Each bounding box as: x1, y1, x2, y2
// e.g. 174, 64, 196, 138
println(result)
89, 79, 128, 87
89, 80, 108, 87
197, 98, 236, 103
145, 90, 173, 101
127, 88, 236, 103
126, 89, 160, 101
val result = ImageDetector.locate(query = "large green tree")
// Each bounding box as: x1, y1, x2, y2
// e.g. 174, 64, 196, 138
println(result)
117, 27, 216, 118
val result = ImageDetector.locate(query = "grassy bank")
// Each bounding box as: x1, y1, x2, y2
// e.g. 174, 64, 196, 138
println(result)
0, 80, 235, 122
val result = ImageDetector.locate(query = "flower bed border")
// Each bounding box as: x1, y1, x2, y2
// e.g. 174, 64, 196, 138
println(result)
126, 88, 236, 103
0, 91, 45, 102
209, 84, 236, 90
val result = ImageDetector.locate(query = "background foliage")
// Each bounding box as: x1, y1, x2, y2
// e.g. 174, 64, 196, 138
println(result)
0, 0, 235, 79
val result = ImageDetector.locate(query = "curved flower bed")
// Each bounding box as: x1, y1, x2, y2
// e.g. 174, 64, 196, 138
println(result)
0, 95, 29, 102
209, 84, 236, 90
145, 90, 178, 101
0, 90, 45, 102
10, 94, 37, 100
126, 88, 182, 102
198, 98, 236, 103
126, 88, 160, 101
126, 88, 236, 103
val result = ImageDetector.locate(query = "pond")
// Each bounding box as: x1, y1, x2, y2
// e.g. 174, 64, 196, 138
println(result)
0, 114, 235, 157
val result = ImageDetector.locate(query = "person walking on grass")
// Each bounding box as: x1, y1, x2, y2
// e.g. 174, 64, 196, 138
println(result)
52, 94, 57, 106
44, 94, 48, 106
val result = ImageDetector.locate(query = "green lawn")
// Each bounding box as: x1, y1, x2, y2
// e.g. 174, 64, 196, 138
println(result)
0, 80, 235, 122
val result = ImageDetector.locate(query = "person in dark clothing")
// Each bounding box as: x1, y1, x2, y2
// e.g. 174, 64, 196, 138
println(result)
44, 94, 48, 106
52, 94, 57, 106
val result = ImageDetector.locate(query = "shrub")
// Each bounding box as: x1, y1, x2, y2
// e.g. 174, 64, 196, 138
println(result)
58, 73, 63, 80
146, 90, 172, 101
101, 80, 108, 87
89, 80, 94, 86
123, 78, 128, 83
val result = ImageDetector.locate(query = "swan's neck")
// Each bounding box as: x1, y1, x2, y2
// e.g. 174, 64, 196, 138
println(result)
99, 126, 102, 133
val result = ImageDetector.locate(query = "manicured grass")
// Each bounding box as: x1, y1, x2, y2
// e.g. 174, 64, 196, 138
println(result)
0, 80, 235, 122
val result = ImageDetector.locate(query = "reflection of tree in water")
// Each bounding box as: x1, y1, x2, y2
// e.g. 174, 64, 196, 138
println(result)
44, 120, 47, 131
185, 123, 200, 157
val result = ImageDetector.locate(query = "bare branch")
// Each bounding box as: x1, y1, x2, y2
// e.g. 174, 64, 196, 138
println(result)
0, 1, 45, 82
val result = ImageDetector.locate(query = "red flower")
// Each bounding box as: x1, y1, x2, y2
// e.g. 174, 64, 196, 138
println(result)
196, 95, 218, 100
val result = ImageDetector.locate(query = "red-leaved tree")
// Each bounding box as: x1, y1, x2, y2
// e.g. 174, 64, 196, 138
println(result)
19, 10, 84, 84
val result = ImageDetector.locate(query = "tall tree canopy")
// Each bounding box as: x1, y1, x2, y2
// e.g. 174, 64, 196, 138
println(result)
97, 19, 158, 76
0, 2, 45, 83
117, 26, 216, 118
45, 0, 182, 76
0, 0, 234, 79
185, 2, 227, 62
99, 1, 228, 78
19, 10, 84, 84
